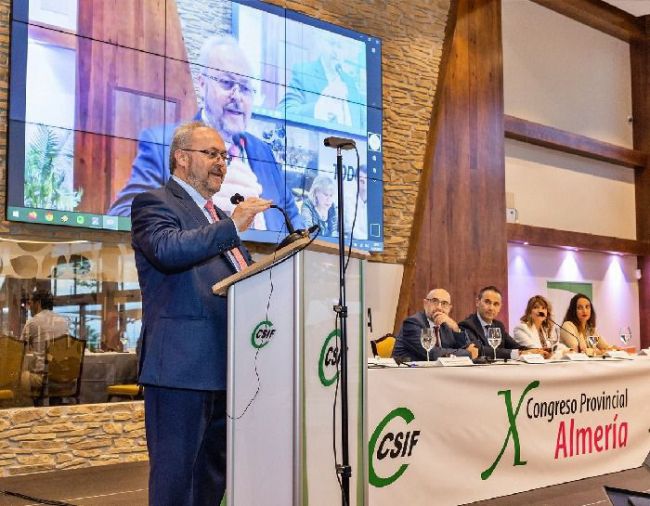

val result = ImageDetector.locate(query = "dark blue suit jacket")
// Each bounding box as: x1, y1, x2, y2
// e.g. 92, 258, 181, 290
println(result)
459, 313, 522, 360
392, 311, 470, 361
110, 117, 303, 233
131, 178, 252, 391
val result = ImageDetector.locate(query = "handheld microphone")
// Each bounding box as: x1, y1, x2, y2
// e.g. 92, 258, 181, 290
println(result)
230, 193, 245, 205
230, 193, 295, 233
323, 137, 356, 150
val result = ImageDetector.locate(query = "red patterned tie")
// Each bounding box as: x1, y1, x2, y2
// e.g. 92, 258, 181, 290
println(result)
204, 200, 248, 271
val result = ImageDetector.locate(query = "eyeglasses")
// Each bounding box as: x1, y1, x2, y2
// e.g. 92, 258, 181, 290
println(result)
203, 74, 256, 97
181, 148, 232, 163
425, 298, 450, 308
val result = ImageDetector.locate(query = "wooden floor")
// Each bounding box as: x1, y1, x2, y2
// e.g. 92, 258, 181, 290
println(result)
0, 462, 648, 505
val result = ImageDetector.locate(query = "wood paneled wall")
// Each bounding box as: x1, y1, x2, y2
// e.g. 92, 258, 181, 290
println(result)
396, 0, 508, 329
632, 16, 650, 348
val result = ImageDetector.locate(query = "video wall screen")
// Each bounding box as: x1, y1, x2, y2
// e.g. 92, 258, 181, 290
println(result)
8, 0, 384, 251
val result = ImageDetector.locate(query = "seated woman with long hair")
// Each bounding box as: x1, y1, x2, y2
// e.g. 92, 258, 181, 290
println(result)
560, 293, 614, 356
300, 175, 338, 237
513, 295, 566, 358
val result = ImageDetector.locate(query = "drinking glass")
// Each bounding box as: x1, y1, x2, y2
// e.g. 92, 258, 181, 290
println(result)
420, 328, 435, 362
587, 335, 599, 349
546, 327, 559, 353
619, 326, 632, 346
486, 327, 502, 361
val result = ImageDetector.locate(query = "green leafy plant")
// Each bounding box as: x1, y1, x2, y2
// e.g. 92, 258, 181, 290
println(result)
24, 125, 82, 210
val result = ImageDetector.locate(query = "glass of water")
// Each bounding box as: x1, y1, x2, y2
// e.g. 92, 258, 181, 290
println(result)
487, 327, 502, 361
619, 326, 632, 346
420, 328, 435, 362
547, 327, 559, 353
587, 335, 599, 350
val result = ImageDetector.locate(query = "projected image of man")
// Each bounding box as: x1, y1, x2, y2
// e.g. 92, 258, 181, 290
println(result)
281, 31, 365, 130
109, 35, 303, 233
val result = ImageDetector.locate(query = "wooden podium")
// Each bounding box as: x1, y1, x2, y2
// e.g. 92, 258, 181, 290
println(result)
213, 239, 368, 505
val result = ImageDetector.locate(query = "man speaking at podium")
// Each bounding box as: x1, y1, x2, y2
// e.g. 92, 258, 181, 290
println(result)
131, 121, 270, 505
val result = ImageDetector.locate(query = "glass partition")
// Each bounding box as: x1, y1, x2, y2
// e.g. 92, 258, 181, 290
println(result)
0, 235, 142, 407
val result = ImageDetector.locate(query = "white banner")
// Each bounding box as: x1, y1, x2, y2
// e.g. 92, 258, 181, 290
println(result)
368, 358, 650, 505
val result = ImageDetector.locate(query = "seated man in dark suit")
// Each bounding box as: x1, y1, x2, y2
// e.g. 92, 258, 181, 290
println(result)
392, 288, 478, 361
459, 285, 545, 360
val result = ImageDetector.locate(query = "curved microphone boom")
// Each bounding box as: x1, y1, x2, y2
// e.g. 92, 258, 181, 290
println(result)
539, 312, 582, 343
230, 193, 316, 250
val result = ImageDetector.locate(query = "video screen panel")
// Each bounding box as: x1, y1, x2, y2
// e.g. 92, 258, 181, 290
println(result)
8, 0, 384, 251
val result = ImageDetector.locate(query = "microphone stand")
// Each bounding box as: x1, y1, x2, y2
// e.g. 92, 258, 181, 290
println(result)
334, 145, 351, 506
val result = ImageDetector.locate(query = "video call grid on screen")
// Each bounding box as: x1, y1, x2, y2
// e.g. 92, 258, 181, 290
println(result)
8, 0, 384, 251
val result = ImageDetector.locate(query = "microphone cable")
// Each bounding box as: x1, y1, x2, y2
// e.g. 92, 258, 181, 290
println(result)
544, 313, 582, 348
225, 226, 321, 420
344, 146, 362, 275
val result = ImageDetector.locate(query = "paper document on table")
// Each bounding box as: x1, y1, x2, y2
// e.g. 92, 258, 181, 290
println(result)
368, 357, 398, 368
433, 356, 474, 367
604, 350, 634, 359
519, 354, 545, 364
563, 352, 591, 361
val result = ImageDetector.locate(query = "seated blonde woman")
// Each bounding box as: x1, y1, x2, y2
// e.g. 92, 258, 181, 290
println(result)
513, 295, 567, 358
560, 293, 614, 356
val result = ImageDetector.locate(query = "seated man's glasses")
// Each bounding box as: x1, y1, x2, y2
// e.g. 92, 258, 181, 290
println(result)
181, 148, 232, 163
425, 298, 450, 308
203, 74, 256, 98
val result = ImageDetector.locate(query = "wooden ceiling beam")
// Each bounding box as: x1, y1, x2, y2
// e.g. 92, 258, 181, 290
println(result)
504, 115, 647, 169
507, 223, 650, 256
529, 0, 645, 42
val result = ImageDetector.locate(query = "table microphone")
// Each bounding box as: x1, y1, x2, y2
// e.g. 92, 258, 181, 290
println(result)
540, 312, 581, 342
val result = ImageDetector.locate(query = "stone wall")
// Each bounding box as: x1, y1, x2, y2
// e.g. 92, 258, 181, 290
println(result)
0, 402, 146, 477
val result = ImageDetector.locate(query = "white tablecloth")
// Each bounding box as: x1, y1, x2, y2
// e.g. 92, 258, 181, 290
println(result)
368, 357, 650, 505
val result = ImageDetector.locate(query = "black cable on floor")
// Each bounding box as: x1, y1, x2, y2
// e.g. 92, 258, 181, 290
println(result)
0, 489, 77, 505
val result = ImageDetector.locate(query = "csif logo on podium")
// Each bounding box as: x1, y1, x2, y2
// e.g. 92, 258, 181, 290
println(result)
251, 320, 276, 349
318, 329, 341, 386
369, 407, 421, 488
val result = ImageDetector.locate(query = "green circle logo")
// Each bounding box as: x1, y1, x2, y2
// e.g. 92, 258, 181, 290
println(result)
318, 329, 341, 386
369, 407, 419, 488
251, 320, 275, 349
